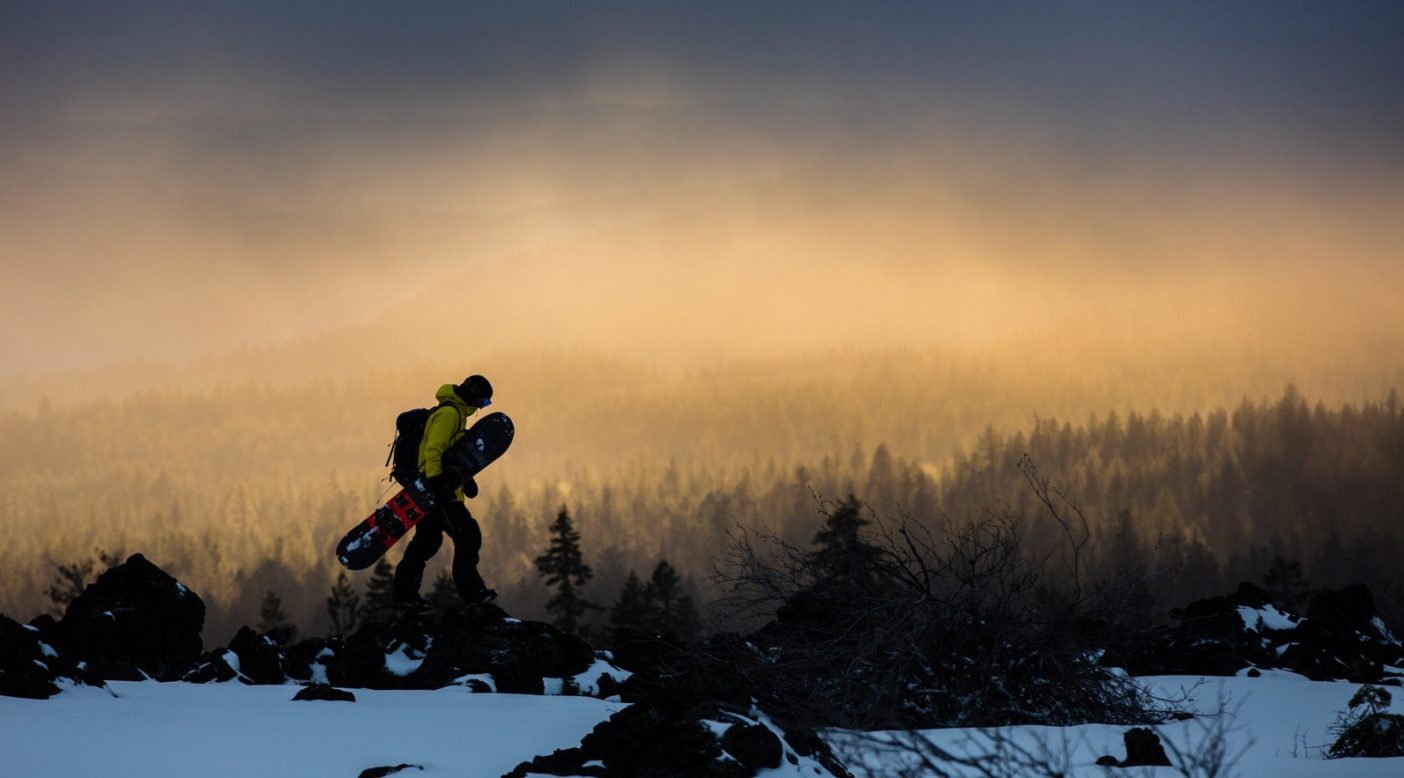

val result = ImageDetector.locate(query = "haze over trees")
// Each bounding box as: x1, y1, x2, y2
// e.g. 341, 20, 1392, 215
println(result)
4, 364, 1399, 645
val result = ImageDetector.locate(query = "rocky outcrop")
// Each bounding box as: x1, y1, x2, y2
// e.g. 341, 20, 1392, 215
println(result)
52, 553, 204, 680
507, 632, 851, 778
324, 605, 606, 695
1106, 582, 1404, 684
0, 614, 106, 699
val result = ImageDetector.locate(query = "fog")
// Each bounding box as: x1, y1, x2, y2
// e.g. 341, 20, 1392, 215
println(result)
4, 2, 1402, 386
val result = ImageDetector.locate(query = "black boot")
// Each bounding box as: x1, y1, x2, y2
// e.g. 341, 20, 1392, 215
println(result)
391, 592, 431, 611
461, 587, 497, 606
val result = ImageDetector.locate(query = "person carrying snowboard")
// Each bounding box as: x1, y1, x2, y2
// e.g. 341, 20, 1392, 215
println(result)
392, 374, 497, 609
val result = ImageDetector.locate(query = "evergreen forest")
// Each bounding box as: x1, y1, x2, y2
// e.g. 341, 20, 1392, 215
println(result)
2, 348, 1400, 643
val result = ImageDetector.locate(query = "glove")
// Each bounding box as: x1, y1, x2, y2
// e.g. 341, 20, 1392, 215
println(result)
426, 473, 460, 503
461, 475, 479, 500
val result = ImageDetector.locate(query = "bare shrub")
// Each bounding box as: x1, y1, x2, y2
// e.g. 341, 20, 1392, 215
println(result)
712, 456, 1158, 731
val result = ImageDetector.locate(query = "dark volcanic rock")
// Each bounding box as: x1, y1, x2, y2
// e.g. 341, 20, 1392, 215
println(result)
285, 637, 339, 684
293, 683, 355, 702
180, 650, 241, 684
358, 764, 422, 777
507, 702, 846, 778
721, 722, 784, 770
1095, 728, 1172, 768
509, 629, 851, 778
227, 627, 289, 684
1106, 581, 1404, 683
326, 606, 599, 693
0, 614, 105, 699
1121, 727, 1171, 767
2, 613, 109, 698
54, 554, 204, 679
1307, 585, 1377, 634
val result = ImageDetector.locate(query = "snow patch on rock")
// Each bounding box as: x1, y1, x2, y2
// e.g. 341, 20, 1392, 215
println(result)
1237, 604, 1299, 632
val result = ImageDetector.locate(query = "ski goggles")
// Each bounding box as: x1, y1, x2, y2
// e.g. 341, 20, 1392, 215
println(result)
476, 397, 492, 408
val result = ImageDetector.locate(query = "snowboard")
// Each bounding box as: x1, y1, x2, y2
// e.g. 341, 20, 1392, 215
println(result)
336, 412, 515, 571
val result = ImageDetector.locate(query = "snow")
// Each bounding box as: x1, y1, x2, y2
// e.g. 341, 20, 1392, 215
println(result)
828, 674, 1404, 777
384, 639, 430, 677
309, 648, 334, 685
449, 673, 496, 692
0, 681, 622, 777
222, 650, 241, 677
4, 672, 1400, 776
1237, 604, 1300, 632
568, 657, 631, 696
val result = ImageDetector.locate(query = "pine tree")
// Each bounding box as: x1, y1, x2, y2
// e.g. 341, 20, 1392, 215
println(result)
812, 495, 884, 587
534, 506, 595, 633
47, 558, 95, 611
643, 560, 699, 641
427, 570, 458, 620
1264, 556, 1310, 612
46, 548, 124, 612
326, 571, 360, 635
609, 571, 649, 635
359, 559, 398, 625
257, 589, 298, 642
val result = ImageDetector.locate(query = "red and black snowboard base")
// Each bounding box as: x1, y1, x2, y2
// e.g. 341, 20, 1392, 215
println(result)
336, 412, 515, 571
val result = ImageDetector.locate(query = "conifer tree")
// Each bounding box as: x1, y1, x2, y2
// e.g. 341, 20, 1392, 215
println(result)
257, 589, 297, 642
643, 560, 699, 641
427, 570, 458, 620
359, 559, 398, 624
326, 571, 360, 635
534, 506, 595, 633
1264, 556, 1310, 611
812, 495, 884, 587
609, 571, 649, 635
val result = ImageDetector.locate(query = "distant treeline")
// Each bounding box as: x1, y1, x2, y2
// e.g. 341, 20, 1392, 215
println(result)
939, 385, 1404, 610
2, 378, 1400, 642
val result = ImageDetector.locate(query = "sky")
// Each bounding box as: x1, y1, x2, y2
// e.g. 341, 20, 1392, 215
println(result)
2, 1, 1402, 378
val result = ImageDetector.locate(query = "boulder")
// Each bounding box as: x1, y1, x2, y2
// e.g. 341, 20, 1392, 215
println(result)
0, 614, 104, 699
54, 554, 204, 679
507, 702, 847, 778
1121, 727, 1171, 767
227, 627, 289, 685
285, 637, 339, 684
358, 765, 423, 777
1107, 581, 1404, 683
180, 650, 242, 684
325, 606, 598, 693
721, 722, 783, 770
293, 683, 355, 702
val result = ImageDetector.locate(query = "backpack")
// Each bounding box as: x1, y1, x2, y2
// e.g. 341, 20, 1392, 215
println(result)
385, 403, 453, 486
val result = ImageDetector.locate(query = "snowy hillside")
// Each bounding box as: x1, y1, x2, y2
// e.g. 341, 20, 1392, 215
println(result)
0, 682, 619, 778
3, 673, 1403, 777
828, 674, 1404, 778
6, 554, 1404, 776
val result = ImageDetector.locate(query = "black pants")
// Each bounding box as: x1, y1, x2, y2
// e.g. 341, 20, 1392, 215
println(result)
392, 500, 486, 601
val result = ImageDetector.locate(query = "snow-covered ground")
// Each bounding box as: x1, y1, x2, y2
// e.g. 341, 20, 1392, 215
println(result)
2, 674, 1401, 777
0, 681, 621, 778
827, 674, 1404, 777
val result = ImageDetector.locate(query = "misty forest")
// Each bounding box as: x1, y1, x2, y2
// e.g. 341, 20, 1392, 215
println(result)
3, 346, 1400, 646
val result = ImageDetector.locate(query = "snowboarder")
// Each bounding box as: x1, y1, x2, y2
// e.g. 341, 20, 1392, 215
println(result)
391, 375, 497, 609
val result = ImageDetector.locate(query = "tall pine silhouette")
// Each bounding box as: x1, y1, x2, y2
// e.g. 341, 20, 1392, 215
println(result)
358, 559, 398, 624
812, 495, 884, 587
326, 571, 360, 635
535, 506, 595, 633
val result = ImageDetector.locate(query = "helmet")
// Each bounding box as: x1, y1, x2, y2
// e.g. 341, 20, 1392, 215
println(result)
457, 374, 493, 408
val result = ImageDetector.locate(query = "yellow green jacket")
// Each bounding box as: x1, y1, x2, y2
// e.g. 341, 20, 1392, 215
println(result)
418, 384, 478, 494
